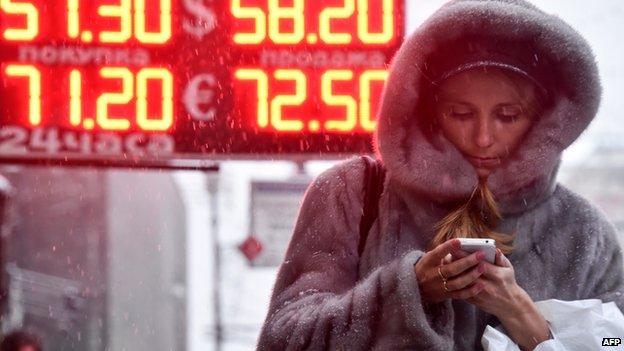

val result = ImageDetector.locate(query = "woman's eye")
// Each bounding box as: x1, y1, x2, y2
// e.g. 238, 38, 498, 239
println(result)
450, 111, 474, 120
497, 113, 519, 123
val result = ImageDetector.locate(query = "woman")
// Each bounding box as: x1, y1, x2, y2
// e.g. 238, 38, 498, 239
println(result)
257, 0, 624, 350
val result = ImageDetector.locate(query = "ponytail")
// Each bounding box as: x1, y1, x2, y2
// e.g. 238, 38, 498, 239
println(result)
429, 178, 516, 254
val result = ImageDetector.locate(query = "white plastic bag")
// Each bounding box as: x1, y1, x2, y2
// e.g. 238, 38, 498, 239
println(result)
481, 299, 624, 351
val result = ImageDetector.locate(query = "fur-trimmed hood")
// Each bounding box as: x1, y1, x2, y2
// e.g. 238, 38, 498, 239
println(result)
374, 0, 602, 214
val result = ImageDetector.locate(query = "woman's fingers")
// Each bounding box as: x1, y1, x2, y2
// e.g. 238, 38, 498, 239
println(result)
439, 251, 484, 279
450, 248, 470, 261
426, 239, 460, 266
444, 248, 472, 265
494, 248, 505, 267
497, 248, 513, 268
448, 280, 485, 300
445, 263, 486, 291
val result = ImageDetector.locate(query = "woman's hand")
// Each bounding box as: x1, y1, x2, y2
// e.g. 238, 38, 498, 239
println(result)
458, 248, 526, 318
414, 238, 488, 304
457, 248, 552, 350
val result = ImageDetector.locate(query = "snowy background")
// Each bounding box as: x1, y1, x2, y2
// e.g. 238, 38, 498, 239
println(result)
173, 1, 624, 350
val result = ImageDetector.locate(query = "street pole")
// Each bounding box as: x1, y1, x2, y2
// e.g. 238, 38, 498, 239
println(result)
206, 169, 222, 351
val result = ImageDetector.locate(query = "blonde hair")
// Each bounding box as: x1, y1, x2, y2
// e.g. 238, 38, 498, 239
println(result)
428, 178, 516, 254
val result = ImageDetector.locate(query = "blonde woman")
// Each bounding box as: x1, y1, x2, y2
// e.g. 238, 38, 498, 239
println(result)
257, 0, 624, 350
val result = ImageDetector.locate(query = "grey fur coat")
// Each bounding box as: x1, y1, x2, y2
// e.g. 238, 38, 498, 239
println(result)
257, 0, 624, 350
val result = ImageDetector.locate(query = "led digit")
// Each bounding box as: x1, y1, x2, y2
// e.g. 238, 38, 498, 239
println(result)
135, 0, 172, 44
69, 69, 82, 126
271, 69, 305, 132
235, 69, 269, 128
97, 67, 133, 131
359, 69, 387, 131
67, 0, 80, 39
231, 0, 266, 44
319, 0, 355, 44
136, 68, 174, 131
322, 70, 357, 132
1, 0, 39, 41
358, 0, 394, 44
5, 64, 41, 126
98, 0, 132, 43
268, 0, 304, 44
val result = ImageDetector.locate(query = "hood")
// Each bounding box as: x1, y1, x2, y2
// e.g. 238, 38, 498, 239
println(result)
374, 0, 602, 214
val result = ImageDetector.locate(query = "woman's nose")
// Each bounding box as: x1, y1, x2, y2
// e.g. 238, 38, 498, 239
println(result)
474, 120, 495, 148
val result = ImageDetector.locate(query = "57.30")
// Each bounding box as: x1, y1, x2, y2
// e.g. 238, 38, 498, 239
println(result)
0, 126, 174, 157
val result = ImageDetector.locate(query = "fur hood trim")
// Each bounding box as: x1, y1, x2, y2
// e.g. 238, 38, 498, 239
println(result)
374, 0, 602, 214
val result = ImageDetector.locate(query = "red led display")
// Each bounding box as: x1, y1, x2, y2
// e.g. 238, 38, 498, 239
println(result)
1, 64, 174, 132
0, 0, 404, 166
233, 67, 387, 133
0, 0, 174, 44
231, 0, 400, 47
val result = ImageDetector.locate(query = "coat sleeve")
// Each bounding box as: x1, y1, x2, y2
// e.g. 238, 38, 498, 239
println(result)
256, 157, 455, 351
578, 206, 624, 312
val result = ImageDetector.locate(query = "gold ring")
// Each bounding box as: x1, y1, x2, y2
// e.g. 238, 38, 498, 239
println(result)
437, 266, 447, 281
443, 279, 451, 292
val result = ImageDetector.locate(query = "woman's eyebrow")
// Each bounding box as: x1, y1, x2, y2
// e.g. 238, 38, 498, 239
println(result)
441, 100, 476, 107
495, 102, 523, 109
442, 101, 523, 108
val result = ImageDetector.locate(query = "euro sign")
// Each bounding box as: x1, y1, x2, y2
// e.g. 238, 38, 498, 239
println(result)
183, 74, 217, 122
183, 0, 217, 40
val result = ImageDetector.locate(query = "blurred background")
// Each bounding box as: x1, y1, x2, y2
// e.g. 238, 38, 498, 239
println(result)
0, 0, 623, 350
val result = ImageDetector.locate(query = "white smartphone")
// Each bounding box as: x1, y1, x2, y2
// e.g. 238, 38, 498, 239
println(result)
457, 238, 496, 263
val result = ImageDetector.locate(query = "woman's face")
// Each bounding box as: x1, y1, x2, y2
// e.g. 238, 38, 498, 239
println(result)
433, 67, 539, 179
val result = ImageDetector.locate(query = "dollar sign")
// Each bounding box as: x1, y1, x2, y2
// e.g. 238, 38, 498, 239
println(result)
183, 0, 217, 40
183, 74, 217, 122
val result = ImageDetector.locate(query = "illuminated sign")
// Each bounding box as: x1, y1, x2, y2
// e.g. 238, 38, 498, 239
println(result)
0, 0, 404, 165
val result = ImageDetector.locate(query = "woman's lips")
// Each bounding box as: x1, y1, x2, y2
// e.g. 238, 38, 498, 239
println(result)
467, 155, 501, 168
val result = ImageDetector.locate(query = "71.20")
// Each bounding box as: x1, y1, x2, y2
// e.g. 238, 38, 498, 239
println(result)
4, 64, 174, 132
